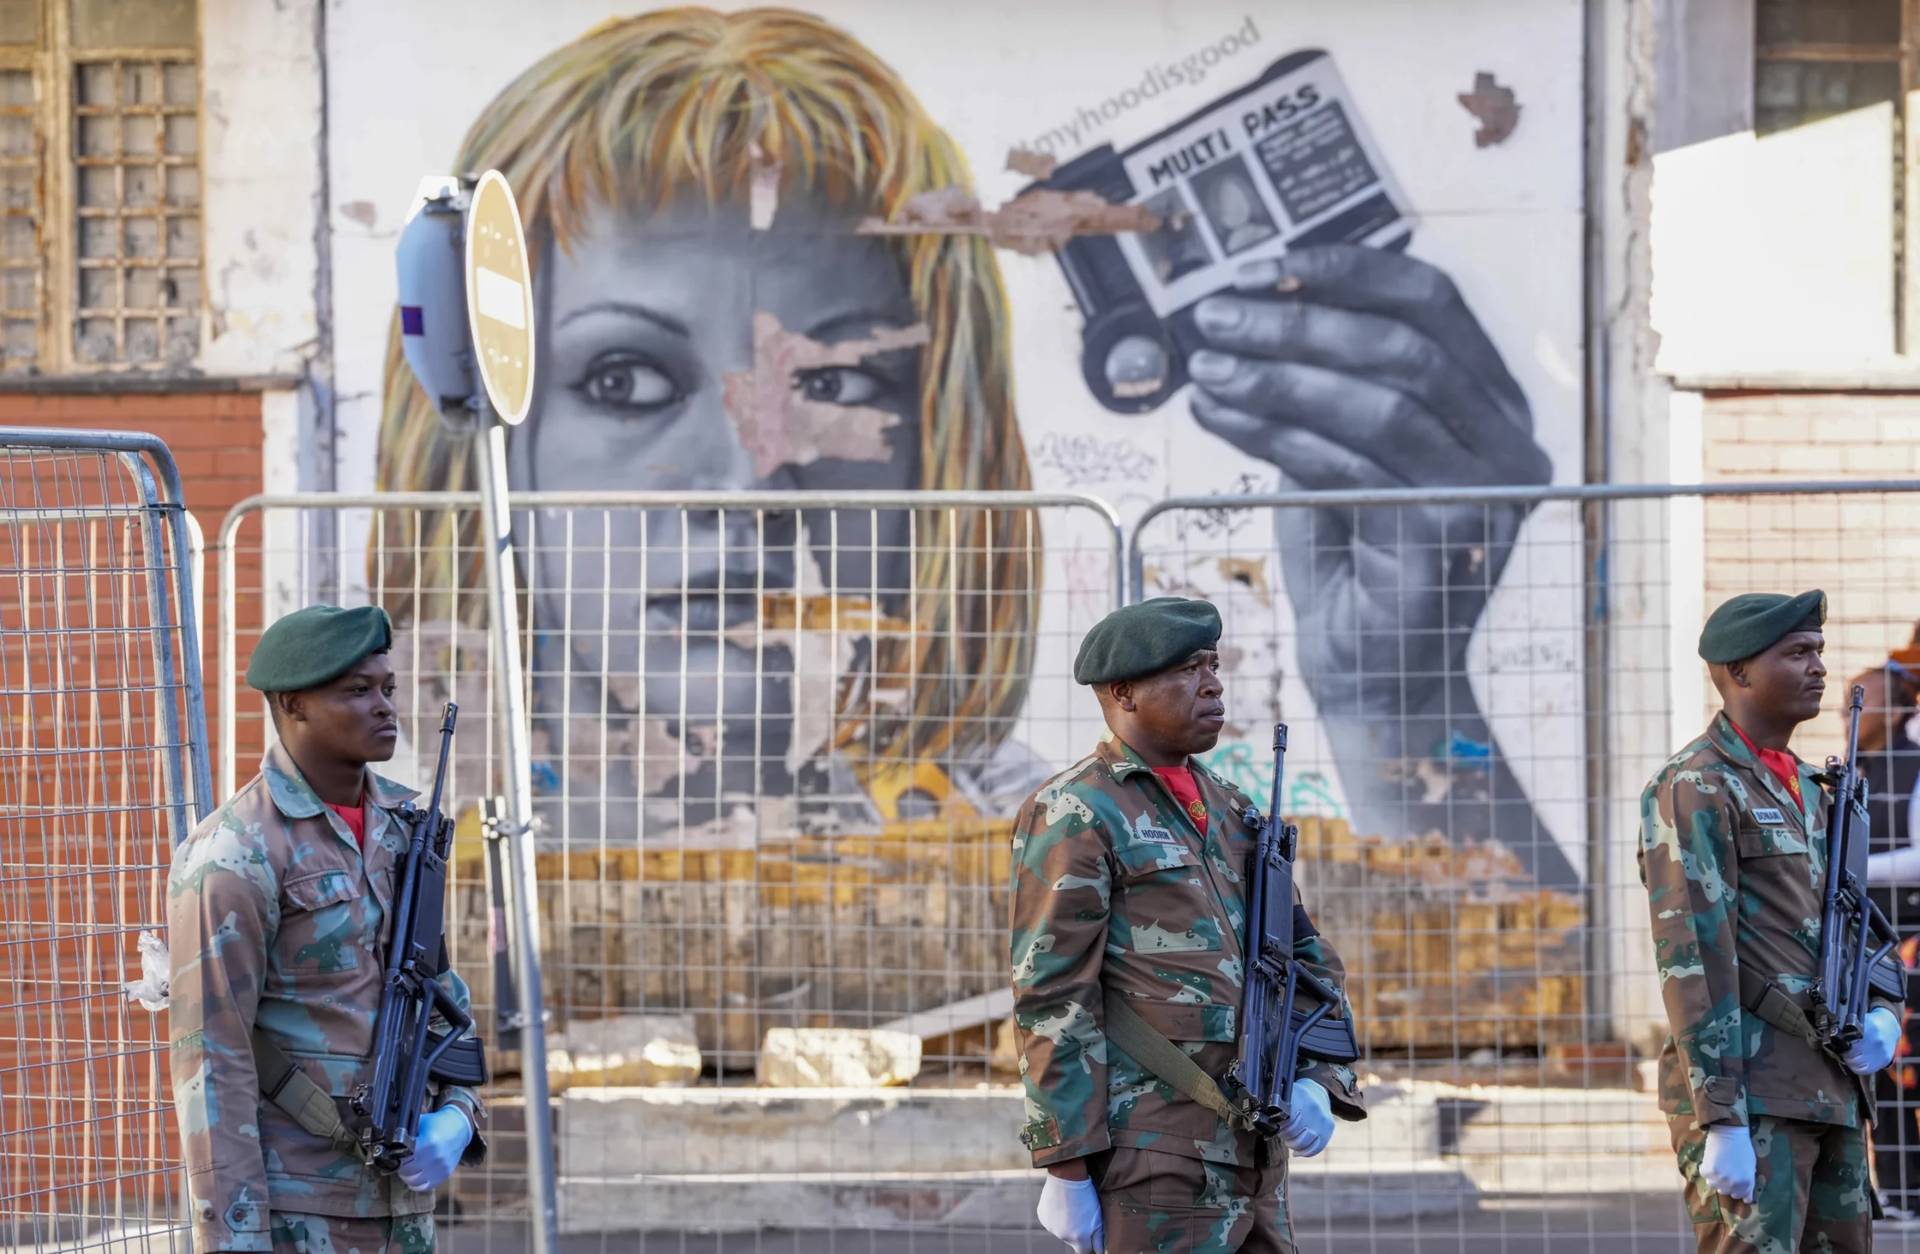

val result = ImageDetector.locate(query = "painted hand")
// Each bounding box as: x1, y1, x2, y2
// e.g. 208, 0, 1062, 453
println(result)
1036, 1173, 1104, 1253
398, 1106, 472, 1193
1844, 1006, 1902, 1075
1280, 1077, 1335, 1157
1700, 1125, 1756, 1204
1186, 245, 1550, 717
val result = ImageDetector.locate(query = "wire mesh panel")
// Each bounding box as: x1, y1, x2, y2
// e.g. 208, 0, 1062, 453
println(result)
217, 489, 1121, 1250
209, 479, 1920, 1251
1131, 480, 1920, 1252
0, 428, 207, 1253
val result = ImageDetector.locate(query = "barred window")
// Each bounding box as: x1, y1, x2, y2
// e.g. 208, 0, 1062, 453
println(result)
0, 0, 200, 377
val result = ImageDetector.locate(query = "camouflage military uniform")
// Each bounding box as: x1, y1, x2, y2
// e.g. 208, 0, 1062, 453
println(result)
270, 1212, 433, 1254
168, 743, 485, 1252
1011, 736, 1365, 1253
1641, 713, 1895, 1252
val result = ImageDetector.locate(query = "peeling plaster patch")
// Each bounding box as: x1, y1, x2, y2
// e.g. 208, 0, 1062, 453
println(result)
860, 187, 1160, 257
721, 313, 930, 478
761, 539, 860, 775
1005, 147, 1059, 179
339, 200, 378, 229
749, 144, 781, 230
1214, 557, 1272, 608
1457, 73, 1520, 148
1411, 757, 1454, 804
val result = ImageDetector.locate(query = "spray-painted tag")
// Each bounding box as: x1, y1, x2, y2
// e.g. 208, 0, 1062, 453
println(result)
1751, 806, 1787, 826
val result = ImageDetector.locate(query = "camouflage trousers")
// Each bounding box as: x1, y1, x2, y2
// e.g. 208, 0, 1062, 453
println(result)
269, 1210, 435, 1254
1090, 1146, 1293, 1253
1670, 1115, 1874, 1253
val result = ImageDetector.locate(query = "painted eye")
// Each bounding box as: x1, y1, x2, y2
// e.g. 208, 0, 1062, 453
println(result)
792, 366, 882, 406
577, 354, 680, 411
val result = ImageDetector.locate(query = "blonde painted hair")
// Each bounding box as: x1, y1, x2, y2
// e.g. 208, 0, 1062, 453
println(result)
373, 7, 1037, 769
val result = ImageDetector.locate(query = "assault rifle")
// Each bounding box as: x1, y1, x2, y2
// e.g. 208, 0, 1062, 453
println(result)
352, 702, 489, 1171
1228, 723, 1359, 1137
1811, 684, 1907, 1053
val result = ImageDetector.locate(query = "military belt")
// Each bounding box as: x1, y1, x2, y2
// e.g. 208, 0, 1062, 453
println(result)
1103, 991, 1258, 1134
250, 1031, 374, 1165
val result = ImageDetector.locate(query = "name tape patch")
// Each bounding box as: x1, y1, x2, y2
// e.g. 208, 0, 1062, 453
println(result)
1751, 806, 1787, 826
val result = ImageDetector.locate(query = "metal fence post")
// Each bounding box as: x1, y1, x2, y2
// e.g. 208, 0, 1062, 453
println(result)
471, 419, 560, 1250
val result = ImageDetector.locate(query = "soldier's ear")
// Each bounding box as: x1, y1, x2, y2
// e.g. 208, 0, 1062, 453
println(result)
1109, 680, 1138, 712
1725, 660, 1751, 689
277, 691, 307, 724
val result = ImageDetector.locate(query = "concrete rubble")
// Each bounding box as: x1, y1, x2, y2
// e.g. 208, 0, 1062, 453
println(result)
546, 1014, 703, 1091
757, 1027, 923, 1088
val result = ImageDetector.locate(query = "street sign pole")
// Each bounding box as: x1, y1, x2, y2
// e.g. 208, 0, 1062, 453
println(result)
463, 170, 558, 1252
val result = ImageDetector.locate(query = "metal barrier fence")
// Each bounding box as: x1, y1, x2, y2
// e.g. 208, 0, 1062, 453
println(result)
0, 428, 208, 1253
166, 475, 1920, 1251
215, 490, 1123, 1249
1130, 478, 1920, 1248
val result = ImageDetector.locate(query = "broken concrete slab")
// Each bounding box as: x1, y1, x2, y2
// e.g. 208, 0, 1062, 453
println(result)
548, 1014, 702, 1091
757, 1027, 922, 1088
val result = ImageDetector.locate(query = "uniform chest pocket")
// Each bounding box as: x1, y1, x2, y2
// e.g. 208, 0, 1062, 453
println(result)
1735, 823, 1810, 860
1111, 824, 1203, 882
280, 867, 370, 974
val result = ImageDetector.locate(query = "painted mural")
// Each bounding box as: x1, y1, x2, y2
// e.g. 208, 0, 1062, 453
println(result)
337, 3, 1587, 1049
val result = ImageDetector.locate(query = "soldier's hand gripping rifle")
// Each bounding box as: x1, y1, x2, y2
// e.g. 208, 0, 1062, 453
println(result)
353, 702, 489, 1171
1228, 723, 1360, 1137
1812, 684, 1907, 1053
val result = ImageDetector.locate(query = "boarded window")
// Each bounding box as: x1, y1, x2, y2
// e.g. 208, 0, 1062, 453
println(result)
2, 0, 200, 377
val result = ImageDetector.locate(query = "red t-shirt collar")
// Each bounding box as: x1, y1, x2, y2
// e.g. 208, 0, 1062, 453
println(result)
1727, 719, 1803, 807
325, 797, 367, 850
1150, 764, 1209, 836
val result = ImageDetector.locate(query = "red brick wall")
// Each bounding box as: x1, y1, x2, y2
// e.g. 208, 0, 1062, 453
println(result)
0, 391, 265, 1218
1701, 389, 1920, 761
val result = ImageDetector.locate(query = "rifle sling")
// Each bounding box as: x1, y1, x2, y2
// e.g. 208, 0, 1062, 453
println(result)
251, 1031, 372, 1164
1103, 992, 1256, 1134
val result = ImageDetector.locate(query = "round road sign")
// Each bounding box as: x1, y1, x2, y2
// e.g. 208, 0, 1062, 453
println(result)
464, 170, 536, 425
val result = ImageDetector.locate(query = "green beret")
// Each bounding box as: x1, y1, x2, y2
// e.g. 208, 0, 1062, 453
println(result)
1074, 596, 1222, 685
246, 604, 393, 693
1698, 590, 1826, 664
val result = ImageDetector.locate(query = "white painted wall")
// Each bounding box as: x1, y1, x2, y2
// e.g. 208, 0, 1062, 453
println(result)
1648, 0, 1905, 377
1653, 107, 1898, 375
195, 0, 325, 379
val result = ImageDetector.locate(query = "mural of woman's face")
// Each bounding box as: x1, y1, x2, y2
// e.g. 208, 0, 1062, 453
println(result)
509, 192, 924, 810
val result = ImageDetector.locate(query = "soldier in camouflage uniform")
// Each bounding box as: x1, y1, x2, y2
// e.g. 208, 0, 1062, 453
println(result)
1011, 597, 1366, 1253
169, 605, 486, 1252
1642, 590, 1905, 1254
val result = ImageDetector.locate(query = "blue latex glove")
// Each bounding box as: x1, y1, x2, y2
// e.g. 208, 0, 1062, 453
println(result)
1701, 1125, 1756, 1203
1281, 1078, 1334, 1157
398, 1106, 472, 1192
1844, 1006, 1902, 1075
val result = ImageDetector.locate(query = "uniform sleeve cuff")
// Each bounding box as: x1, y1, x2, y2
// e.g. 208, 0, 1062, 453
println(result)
1693, 1075, 1747, 1128
437, 1089, 489, 1166
192, 1220, 271, 1252
1026, 1127, 1112, 1168
1299, 1062, 1367, 1122
189, 1178, 270, 1251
